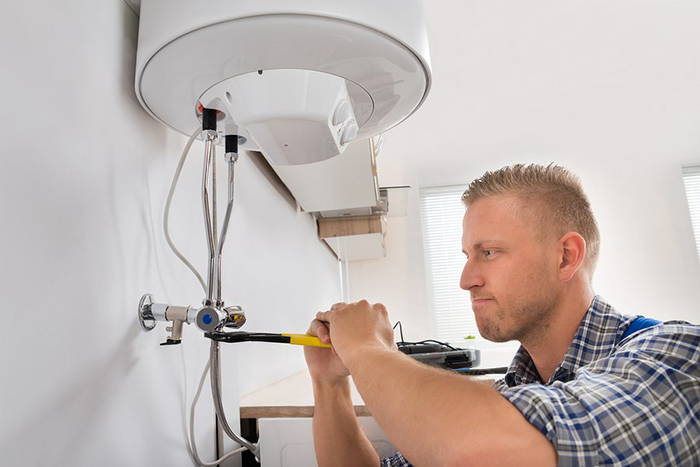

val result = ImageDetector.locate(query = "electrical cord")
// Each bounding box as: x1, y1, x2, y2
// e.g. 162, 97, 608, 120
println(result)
393, 322, 508, 374
397, 339, 459, 351
454, 367, 508, 375
393, 321, 460, 351
164, 128, 207, 294
392, 320, 405, 342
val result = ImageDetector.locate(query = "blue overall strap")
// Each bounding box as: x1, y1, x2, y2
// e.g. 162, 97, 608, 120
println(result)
622, 316, 662, 340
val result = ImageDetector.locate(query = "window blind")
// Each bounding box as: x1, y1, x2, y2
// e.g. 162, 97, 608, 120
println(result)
419, 185, 478, 344
682, 166, 700, 263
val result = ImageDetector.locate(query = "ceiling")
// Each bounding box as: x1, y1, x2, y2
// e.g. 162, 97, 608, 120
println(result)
380, 0, 700, 187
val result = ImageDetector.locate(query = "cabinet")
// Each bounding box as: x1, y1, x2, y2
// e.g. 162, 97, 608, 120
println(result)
258, 417, 395, 467
239, 369, 495, 466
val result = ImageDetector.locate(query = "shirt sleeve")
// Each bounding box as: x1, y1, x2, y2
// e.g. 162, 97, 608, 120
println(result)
380, 451, 413, 467
498, 324, 699, 466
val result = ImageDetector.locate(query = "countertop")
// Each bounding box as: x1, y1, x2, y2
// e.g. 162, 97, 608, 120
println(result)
240, 368, 495, 419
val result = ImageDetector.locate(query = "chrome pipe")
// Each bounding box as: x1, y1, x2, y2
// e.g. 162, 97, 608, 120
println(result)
201, 132, 217, 301
212, 142, 218, 293
210, 341, 259, 458
215, 158, 236, 302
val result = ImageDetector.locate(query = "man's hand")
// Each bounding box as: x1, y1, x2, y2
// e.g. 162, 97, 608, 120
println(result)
315, 300, 397, 370
304, 317, 350, 383
305, 307, 382, 467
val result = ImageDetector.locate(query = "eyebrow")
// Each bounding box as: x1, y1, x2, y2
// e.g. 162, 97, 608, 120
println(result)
463, 239, 506, 255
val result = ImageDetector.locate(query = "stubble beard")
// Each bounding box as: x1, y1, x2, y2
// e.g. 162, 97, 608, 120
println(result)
479, 292, 557, 343
478, 264, 559, 344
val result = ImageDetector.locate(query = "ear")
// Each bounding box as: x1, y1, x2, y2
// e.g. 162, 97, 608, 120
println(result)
558, 232, 586, 282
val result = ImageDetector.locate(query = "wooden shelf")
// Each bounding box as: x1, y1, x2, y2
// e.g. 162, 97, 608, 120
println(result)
318, 215, 386, 238
318, 215, 387, 261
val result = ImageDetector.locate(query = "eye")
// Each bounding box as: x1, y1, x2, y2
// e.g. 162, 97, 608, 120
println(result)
483, 250, 496, 258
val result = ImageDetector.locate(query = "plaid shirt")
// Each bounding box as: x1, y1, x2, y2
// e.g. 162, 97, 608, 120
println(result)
381, 296, 699, 466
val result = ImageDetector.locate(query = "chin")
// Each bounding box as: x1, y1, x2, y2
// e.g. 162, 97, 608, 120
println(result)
477, 322, 513, 343
487, 335, 514, 343
476, 322, 497, 342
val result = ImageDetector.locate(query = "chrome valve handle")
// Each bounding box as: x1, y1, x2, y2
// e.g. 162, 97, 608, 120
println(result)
138, 294, 156, 331
196, 305, 225, 331
196, 304, 247, 331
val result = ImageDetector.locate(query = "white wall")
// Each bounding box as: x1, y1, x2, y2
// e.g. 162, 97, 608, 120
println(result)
0, 1, 340, 466
350, 135, 700, 366
349, 0, 700, 365
2, 1, 699, 465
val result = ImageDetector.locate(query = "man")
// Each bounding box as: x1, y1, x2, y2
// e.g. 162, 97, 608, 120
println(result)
305, 164, 699, 466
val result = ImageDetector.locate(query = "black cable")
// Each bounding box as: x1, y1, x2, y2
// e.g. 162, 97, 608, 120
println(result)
454, 367, 509, 375
393, 321, 460, 351
392, 321, 405, 343
396, 339, 458, 351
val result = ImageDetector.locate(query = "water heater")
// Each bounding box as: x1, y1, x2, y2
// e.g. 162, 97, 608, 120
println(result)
135, 0, 432, 165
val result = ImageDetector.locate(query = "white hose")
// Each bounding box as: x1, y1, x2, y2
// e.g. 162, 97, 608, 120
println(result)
180, 346, 198, 465
164, 128, 207, 294
168, 130, 249, 465
187, 357, 248, 466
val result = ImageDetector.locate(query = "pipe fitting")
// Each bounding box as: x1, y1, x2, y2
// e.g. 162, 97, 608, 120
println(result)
196, 306, 226, 332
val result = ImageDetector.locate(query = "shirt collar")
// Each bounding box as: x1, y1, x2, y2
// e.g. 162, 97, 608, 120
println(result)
504, 295, 635, 387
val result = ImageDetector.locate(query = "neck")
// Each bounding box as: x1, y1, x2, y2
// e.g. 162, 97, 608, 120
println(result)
521, 284, 595, 383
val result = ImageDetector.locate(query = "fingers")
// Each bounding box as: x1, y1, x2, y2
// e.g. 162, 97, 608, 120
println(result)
316, 310, 329, 323
313, 300, 389, 339
317, 300, 386, 322
313, 303, 344, 326
307, 318, 331, 344
373, 302, 389, 320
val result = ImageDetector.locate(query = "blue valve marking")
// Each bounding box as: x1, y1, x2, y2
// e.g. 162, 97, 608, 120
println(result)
202, 314, 213, 325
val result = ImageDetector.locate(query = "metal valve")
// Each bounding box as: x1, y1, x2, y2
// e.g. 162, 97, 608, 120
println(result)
196, 305, 225, 331
138, 293, 246, 344
138, 293, 199, 345
224, 306, 246, 328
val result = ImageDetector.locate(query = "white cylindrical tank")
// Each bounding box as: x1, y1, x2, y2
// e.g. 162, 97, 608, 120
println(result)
135, 0, 432, 164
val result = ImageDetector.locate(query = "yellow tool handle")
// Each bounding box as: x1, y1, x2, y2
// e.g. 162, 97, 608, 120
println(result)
283, 334, 331, 348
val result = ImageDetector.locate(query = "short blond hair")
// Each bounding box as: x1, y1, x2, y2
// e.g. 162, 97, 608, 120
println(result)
462, 163, 600, 274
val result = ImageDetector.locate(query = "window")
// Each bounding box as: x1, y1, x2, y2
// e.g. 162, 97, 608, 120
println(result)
419, 185, 477, 344
682, 166, 700, 263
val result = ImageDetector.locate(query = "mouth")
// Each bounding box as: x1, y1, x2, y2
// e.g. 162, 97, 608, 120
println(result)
471, 297, 495, 306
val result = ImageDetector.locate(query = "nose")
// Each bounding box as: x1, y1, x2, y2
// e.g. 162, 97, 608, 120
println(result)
460, 258, 484, 291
